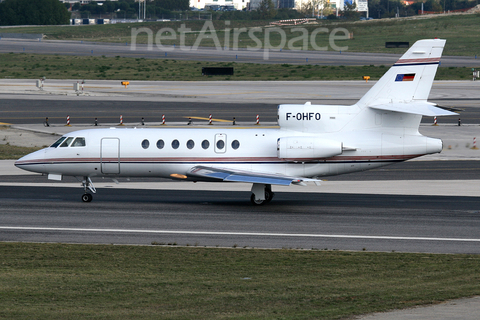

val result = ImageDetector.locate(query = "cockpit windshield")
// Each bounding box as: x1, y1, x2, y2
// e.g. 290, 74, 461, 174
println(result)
71, 137, 86, 147
50, 137, 67, 148
50, 137, 86, 148
59, 137, 74, 147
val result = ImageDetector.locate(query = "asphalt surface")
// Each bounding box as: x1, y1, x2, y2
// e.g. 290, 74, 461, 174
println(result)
1, 183, 479, 254
1, 38, 479, 67
5, 100, 480, 125
0, 97, 477, 125
1, 79, 479, 125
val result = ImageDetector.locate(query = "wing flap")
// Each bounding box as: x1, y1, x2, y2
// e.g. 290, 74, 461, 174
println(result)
187, 166, 303, 186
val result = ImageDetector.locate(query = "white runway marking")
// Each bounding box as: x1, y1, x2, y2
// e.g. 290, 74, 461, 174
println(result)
1, 226, 480, 242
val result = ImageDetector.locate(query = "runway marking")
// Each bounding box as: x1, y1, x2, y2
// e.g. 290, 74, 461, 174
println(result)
1, 226, 480, 242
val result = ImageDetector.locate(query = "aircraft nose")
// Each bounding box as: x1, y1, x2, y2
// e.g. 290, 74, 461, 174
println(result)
15, 149, 46, 173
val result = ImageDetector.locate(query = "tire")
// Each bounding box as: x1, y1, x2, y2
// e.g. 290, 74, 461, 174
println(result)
265, 190, 274, 203
250, 194, 265, 205
82, 193, 93, 202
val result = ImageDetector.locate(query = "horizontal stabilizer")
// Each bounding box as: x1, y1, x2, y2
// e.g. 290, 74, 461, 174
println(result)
370, 102, 458, 116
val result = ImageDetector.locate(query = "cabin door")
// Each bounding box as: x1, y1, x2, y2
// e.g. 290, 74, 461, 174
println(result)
101, 138, 120, 174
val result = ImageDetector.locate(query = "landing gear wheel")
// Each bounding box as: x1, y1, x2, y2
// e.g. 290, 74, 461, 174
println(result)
265, 190, 274, 203
250, 190, 274, 205
250, 194, 265, 205
82, 193, 93, 202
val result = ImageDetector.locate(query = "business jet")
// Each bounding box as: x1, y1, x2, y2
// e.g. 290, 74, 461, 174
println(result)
15, 39, 456, 205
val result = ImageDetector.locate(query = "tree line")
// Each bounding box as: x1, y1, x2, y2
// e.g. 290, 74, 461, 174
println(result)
0, 0, 476, 26
0, 0, 70, 26
368, 0, 476, 19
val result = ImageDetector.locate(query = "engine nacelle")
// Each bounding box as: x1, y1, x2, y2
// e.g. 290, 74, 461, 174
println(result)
277, 136, 343, 161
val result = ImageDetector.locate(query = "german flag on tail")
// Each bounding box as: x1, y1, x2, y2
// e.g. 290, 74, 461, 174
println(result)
395, 73, 415, 82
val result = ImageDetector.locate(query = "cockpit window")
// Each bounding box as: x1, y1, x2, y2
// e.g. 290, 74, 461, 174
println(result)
50, 137, 66, 148
71, 137, 86, 147
59, 137, 74, 147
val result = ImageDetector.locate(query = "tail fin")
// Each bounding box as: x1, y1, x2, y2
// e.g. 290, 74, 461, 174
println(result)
357, 39, 446, 109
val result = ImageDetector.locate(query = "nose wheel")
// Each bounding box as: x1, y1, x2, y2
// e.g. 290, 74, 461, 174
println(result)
82, 193, 93, 202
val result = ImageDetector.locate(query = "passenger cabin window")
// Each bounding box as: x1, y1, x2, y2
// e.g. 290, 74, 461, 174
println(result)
71, 137, 86, 147
142, 139, 150, 149
157, 139, 165, 149
202, 140, 210, 149
59, 137, 74, 147
186, 139, 195, 149
216, 140, 225, 150
231, 140, 240, 150
172, 139, 180, 149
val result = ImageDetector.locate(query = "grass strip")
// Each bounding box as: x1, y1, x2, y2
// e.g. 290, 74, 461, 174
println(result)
0, 143, 40, 160
1, 53, 477, 81
3, 14, 480, 56
0, 242, 479, 319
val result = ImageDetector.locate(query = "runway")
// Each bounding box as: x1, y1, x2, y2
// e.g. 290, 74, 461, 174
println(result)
0, 183, 479, 254
1, 38, 479, 67
1, 159, 479, 253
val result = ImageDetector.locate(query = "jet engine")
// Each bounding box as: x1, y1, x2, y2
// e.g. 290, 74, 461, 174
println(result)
277, 137, 343, 161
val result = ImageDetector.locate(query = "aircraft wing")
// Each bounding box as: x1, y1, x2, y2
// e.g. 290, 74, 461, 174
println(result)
187, 166, 307, 186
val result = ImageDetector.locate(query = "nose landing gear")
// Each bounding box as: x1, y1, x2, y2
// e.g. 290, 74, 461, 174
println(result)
81, 176, 96, 202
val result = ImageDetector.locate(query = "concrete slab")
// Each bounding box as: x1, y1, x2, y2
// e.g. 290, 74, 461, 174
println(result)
1, 79, 479, 104
355, 296, 480, 320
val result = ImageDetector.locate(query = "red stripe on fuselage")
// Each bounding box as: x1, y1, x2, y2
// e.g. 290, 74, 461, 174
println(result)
19, 154, 423, 166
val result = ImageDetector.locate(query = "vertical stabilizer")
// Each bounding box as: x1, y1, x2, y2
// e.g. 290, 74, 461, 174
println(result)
356, 39, 446, 108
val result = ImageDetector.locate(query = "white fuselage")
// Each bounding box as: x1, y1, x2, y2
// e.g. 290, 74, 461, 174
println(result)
15, 105, 442, 182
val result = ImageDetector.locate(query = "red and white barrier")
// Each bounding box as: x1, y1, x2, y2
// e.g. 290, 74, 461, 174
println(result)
473, 137, 478, 150
119, 115, 124, 126
65, 115, 71, 126
433, 116, 437, 126
162, 114, 165, 125
209, 114, 213, 125
256, 114, 260, 125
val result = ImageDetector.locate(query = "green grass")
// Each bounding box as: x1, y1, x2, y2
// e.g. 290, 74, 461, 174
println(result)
4, 14, 480, 56
0, 243, 479, 319
0, 52, 477, 81
0, 143, 41, 159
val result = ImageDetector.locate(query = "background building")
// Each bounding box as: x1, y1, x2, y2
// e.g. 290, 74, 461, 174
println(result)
60, 0, 119, 3
294, 0, 363, 12
190, 0, 250, 10
249, 0, 294, 9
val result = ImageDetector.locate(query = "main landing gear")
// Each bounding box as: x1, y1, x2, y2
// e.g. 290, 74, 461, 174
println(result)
250, 183, 274, 205
81, 176, 96, 202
